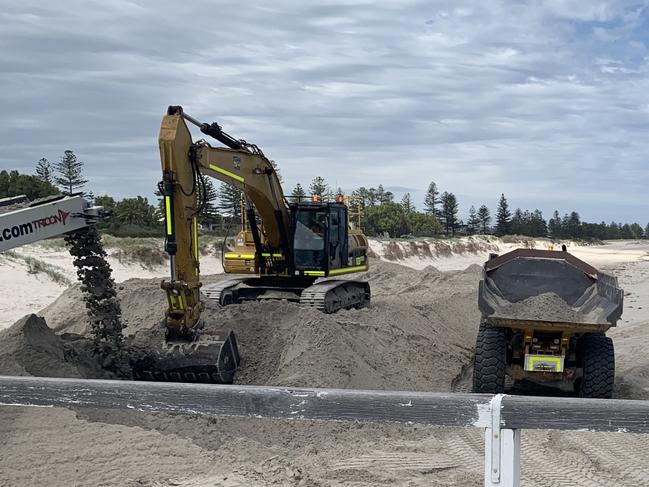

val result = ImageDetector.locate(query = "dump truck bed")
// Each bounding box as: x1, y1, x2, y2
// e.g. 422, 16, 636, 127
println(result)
478, 249, 623, 329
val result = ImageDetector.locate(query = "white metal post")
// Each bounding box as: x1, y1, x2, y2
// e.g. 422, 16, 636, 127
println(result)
484, 394, 521, 487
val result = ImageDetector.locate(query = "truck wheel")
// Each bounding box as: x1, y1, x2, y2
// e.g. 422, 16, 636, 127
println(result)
579, 333, 614, 399
472, 323, 507, 394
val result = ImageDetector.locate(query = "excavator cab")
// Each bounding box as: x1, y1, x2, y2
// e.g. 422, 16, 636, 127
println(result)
290, 202, 366, 277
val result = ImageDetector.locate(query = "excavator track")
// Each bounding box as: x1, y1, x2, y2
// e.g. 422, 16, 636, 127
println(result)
204, 277, 370, 314
203, 277, 251, 306
300, 280, 370, 314
203, 276, 314, 305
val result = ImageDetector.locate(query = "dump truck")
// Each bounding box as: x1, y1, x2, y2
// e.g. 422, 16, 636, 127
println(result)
472, 248, 623, 398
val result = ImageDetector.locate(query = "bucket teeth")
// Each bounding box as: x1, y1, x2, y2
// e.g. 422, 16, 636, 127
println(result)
132, 329, 240, 384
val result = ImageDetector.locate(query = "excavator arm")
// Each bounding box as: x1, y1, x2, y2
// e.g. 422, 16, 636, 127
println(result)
198, 146, 290, 253
158, 106, 291, 336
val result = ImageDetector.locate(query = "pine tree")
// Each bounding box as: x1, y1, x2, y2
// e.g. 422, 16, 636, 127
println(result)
217, 183, 242, 218
530, 210, 547, 237
494, 193, 511, 236
401, 193, 415, 213
199, 179, 218, 221
477, 205, 491, 234
424, 181, 440, 216
467, 205, 480, 235
375, 185, 385, 204
367, 187, 377, 206
54, 150, 88, 195
566, 211, 582, 239
630, 223, 643, 239
510, 208, 524, 235
309, 176, 330, 200
35, 158, 53, 184
440, 192, 459, 236
291, 183, 306, 202
548, 210, 562, 238
351, 187, 370, 208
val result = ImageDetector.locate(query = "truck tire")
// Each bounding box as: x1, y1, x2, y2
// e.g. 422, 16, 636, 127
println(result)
472, 323, 507, 394
579, 333, 614, 399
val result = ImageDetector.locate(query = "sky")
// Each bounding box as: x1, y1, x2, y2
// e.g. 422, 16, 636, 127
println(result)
1, 0, 649, 223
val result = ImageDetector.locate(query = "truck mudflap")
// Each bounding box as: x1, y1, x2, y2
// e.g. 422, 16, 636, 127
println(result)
132, 329, 240, 384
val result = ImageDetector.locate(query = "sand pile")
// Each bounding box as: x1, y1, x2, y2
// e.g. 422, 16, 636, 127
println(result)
40, 274, 229, 336
0, 260, 482, 392
497, 292, 582, 323
40, 279, 167, 335
0, 314, 113, 379
0, 314, 80, 377
199, 299, 465, 390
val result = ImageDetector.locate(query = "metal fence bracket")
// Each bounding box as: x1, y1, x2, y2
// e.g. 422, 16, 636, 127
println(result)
485, 394, 520, 487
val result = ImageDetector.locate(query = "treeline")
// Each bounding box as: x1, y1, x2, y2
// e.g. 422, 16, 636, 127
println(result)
285, 178, 465, 238
489, 195, 647, 240
286, 177, 649, 241
287, 178, 442, 237
4, 154, 648, 241
0, 169, 59, 201
1, 153, 90, 201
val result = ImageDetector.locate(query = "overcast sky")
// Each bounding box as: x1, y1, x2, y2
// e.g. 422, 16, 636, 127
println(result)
2, 1, 649, 222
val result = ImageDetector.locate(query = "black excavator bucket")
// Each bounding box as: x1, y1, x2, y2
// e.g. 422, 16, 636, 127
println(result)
132, 329, 240, 384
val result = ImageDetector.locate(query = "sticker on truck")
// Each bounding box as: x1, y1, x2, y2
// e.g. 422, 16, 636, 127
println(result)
0, 209, 70, 243
524, 355, 564, 372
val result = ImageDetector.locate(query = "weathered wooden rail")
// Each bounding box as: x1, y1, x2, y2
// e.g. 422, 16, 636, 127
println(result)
1, 375, 648, 486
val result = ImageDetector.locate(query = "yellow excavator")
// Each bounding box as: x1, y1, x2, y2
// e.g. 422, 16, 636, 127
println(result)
133, 106, 370, 384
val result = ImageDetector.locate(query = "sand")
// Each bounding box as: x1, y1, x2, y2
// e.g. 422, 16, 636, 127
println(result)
11, 260, 480, 392
0, 235, 558, 327
2, 243, 649, 485
498, 292, 582, 323
0, 314, 81, 377
4, 236, 644, 328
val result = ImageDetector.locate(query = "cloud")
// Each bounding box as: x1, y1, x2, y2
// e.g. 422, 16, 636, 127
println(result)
1, 0, 649, 222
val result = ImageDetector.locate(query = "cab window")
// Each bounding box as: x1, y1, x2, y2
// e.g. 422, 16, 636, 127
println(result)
293, 210, 327, 268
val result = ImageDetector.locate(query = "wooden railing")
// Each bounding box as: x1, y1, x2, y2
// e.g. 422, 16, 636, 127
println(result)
1, 376, 648, 487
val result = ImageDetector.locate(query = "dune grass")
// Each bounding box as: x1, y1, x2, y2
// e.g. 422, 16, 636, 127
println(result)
2, 250, 72, 286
